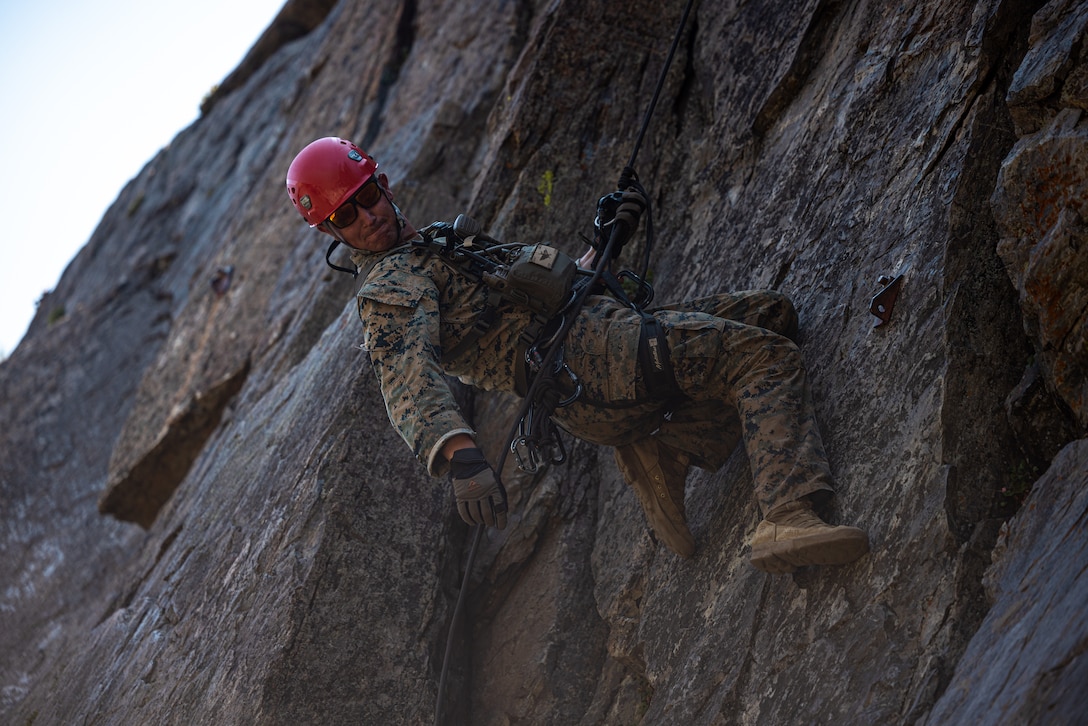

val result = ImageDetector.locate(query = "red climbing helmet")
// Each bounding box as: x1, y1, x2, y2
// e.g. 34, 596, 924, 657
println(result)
286, 137, 378, 226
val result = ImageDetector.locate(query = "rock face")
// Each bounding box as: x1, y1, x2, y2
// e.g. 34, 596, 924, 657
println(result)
1, 0, 1085, 724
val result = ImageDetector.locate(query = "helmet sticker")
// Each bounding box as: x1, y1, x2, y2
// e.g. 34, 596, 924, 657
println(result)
300, 195, 313, 210
348, 149, 363, 162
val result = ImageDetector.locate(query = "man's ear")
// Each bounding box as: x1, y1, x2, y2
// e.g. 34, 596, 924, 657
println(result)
377, 172, 394, 200
315, 222, 334, 237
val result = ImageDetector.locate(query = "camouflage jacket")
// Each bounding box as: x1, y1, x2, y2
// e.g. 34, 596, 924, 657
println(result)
351, 237, 536, 477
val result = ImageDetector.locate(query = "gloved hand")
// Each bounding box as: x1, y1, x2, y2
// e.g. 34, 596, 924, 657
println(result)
450, 448, 508, 529
593, 187, 648, 257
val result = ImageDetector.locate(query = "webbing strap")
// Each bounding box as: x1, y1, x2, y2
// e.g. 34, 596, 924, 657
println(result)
596, 269, 683, 401
637, 313, 684, 402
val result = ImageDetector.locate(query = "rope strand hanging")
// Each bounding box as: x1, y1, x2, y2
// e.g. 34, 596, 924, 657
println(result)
434, 1, 696, 722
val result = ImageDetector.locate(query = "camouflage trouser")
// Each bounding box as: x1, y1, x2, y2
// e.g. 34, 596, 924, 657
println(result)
552, 290, 835, 515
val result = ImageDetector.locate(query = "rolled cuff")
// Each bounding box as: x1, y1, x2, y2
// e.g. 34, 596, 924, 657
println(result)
427, 426, 478, 478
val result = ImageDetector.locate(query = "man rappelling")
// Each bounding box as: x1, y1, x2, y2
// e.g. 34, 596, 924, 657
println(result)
284, 136, 869, 575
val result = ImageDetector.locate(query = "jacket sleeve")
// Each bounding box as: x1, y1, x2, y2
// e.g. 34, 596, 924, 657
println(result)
357, 272, 475, 477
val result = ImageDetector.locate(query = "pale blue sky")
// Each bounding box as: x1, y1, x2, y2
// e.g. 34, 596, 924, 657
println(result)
0, 0, 287, 357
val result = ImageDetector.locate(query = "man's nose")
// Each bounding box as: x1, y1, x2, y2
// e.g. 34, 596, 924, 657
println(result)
355, 203, 379, 226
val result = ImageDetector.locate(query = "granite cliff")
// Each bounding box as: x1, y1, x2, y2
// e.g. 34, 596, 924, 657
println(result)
2, 0, 1086, 723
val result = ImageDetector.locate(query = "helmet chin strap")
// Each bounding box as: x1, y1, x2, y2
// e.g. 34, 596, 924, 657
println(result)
325, 239, 359, 277
390, 199, 409, 234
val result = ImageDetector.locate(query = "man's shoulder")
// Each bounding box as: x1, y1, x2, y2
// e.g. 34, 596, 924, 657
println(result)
361, 243, 429, 279
356, 245, 440, 309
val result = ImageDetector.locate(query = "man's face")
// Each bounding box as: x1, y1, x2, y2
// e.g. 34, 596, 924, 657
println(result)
321, 173, 403, 252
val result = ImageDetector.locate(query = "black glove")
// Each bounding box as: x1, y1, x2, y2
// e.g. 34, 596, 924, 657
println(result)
593, 188, 648, 258
450, 448, 508, 529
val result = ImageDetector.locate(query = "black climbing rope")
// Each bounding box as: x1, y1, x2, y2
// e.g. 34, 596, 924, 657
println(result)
434, 1, 696, 722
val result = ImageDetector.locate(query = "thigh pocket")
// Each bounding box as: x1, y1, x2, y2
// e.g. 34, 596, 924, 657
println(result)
655, 312, 727, 393
566, 305, 641, 402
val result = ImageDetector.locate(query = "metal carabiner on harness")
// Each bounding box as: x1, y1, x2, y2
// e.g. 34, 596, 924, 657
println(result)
526, 340, 583, 407
553, 349, 583, 407
511, 344, 579, 473
510, 400, 568, 474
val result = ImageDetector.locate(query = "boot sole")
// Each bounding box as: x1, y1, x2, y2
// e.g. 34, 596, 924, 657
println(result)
751, 527, 869, 574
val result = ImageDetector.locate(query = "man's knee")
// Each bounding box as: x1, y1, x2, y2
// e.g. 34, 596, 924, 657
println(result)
763, 291, 799, 341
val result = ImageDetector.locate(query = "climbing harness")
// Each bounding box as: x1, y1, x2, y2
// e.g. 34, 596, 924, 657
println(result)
410, 216, 591, 472
433, 0, 696, 722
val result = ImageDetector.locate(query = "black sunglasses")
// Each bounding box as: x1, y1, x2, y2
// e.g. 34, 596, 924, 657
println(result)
326, 177, 383, 229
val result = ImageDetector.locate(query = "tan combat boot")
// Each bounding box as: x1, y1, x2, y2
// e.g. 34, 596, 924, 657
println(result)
750, 498, 869, 574
614, 438, 695, 558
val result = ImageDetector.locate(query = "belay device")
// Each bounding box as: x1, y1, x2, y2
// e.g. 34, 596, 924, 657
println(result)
434, 0, 696, 723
